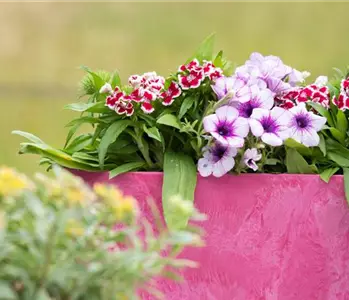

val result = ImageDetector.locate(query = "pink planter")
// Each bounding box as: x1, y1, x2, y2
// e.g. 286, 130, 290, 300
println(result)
72, 171, 349, 300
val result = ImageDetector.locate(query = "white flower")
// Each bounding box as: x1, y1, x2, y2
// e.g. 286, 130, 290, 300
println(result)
314, 76, 328, 87
99, 83, 113, 94
243, 148, 262, 171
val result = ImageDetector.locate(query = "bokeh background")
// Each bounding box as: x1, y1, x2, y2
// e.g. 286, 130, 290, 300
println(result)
1, 2, 349, 174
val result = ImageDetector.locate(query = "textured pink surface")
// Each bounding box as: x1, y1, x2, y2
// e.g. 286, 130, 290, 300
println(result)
71, 171, 349, 300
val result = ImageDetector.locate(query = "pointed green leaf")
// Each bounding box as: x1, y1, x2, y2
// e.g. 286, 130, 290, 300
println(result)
143, 125, 162, 142
157, 114, 181, 130
308, 102, 334, 127
319, 134, 326, 156
64, 134, 92, 153
110, 70, 121, 88
188, 33, 215, 62
98, 120, 132, 169
329, 127, 346, 145
320, 167, 339, 183
109, 161, 145, 179
284, 138, 312, 156
12, 130, 45, 144
64, 102, 109, 113
179, 96, 195, 119
336, 109, 348, 134
286, 148, 314, 174
162, 152, 197, 230
80, 66, 105, 91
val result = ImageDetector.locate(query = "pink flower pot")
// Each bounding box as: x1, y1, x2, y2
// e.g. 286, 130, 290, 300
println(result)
71, 171, 349, 300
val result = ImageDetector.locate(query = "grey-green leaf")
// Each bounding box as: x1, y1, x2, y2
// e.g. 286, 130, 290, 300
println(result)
98, 120, 131, 169
157, 114, 181, 130
162, 152, 197, 230
109, 161, 145, 179
286, 148, 314, 174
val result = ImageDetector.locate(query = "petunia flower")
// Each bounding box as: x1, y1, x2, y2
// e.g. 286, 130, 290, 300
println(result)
234, 88, 274, 119
203, 106, 249, 148
198, 142, 237, 177
249, 107, 291, 146
287, 103, 327, 147
243, 148, 262, 171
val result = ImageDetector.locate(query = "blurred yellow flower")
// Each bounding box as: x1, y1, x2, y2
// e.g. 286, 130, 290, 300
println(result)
0, 166, 34, 197
94, 184, 138, 222
65, 219, 84, 237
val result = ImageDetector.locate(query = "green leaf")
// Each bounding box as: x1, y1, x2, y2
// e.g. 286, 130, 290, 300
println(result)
64, 102, 109, 114
0, 281, 16, 299
109, 161, 145, 179
264, 158, 281, 165
12, 130, 44, 144
143, 125, 162, 142
343, 168, 349, 206
308, 102, 334, 127
329, 127, 346, 145
284, 138, 312, 156
110, 70, 121, 88
336, 109, 348, 134
80, 66, 105, 91
36, 288, 52, 300
319, 134, 326, 156
320, 167, 339, 183
64, 134, 92, 153
65, 116, 105, 128
326, 138, 349, 167
189, 33, 215, 62
179, 96, 195, 119
18, 143, 99, 171
162, 152, 197, 230
286, 148, 314, 174
98, 120, 131, 169
157, 114, 181, 130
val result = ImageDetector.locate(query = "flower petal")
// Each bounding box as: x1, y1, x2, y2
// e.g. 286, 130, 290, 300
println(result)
226, 136, 245, 148
261, 133, 283, 146
198, 158, 213, 177
310, 113, 327, 131
250, 108, 270, 121
233, 117, 249, 138
249, 119, 264, 137
300, 129, 320, 147
203, 114, 219, 132
216, 106, 239, 122
212, 156, 235, 177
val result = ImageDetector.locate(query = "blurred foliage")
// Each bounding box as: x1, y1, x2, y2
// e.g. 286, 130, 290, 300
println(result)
1, 2, 349, 174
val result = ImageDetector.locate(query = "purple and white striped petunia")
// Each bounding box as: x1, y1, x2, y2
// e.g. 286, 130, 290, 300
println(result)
203, 106, 249, 148
198, 142, 237, 177
234, 88, 274, 120
287, 103, 327, 147
243, 148, 262, 171
249, 107, 291, 146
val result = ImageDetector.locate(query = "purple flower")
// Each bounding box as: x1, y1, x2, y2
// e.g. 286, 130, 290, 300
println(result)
249, 107, 291, 146
233, 88, 274, 119
203, 106, 249, 148
198, 143, 237, 177
243, 148, 262, 171
212, 75, 257, 103
287, 103, 327, 147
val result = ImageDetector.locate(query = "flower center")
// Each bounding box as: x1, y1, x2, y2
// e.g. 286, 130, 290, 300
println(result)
217, 122, 233, 137
260, 116, 278, 133
212, 144, 228, 163
238, 100, 258, 118
295, 115, 310, 129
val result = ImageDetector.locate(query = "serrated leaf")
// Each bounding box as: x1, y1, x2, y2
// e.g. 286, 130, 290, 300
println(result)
157, 114, 181, 130
320, 167, 339, 183
162, 152, 197, 230
286, 148, 314, 174
143, 125, 162, 142
179, 96, 195, 119
12, 130, 45, 144
98, 120, 132, 169
109, 161, 145, 179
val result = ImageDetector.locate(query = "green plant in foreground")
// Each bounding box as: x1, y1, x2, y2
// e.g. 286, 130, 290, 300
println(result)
0, 166, 205, 300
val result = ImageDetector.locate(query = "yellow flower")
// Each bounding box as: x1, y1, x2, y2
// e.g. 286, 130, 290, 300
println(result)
0, 167, 34, 198
65, 219, 84, 237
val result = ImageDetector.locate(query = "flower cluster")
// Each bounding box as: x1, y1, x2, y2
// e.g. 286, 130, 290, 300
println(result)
102, 60, 223, 116
333, 77, 349, 110
199, 53, 327, 178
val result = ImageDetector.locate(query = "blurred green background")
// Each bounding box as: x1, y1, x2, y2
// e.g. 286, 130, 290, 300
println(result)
1, 2, 349, 174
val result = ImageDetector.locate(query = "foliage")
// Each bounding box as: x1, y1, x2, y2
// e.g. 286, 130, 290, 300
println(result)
0, 166, 205, 300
